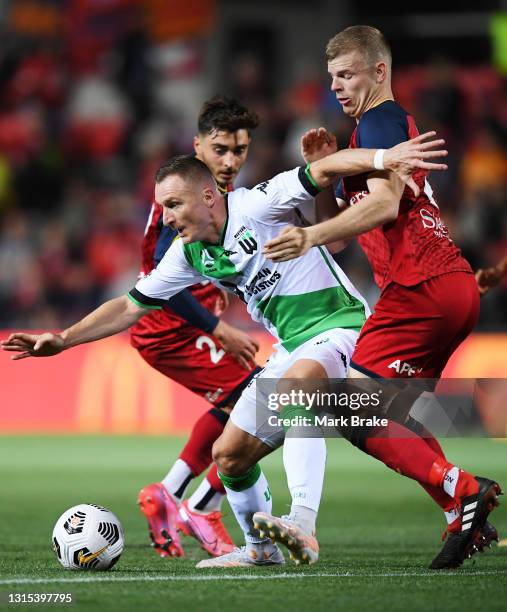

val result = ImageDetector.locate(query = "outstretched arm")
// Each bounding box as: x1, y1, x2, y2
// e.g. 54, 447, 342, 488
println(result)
263, 132, 447, 262
165, 289, 219, 333
308, 131, 447, 197
1, 295, 146, 360
263, 171, 405, 262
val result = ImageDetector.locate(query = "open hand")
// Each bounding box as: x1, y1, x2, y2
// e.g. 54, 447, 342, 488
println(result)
0, 332, 65, 360
213, 321, 259, 369
301, 127, 337, 163
475, 267, 502, 296
263, 225, 314, 262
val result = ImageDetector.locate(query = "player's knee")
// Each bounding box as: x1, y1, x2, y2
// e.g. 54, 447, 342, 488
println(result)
212, 439, 250, 476
211, 438, 236, 474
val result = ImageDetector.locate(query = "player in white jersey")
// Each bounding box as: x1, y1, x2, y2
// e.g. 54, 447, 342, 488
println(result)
1, 132, 447, 567
131, 165, 369, 348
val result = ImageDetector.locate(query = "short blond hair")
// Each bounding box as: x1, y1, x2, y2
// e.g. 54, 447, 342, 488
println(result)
326, 25, 392, 69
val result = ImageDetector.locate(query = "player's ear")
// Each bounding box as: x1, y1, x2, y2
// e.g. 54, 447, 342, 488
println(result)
202, 186, 216, 208
375, 61, 388, 83
193, 135, 201, 156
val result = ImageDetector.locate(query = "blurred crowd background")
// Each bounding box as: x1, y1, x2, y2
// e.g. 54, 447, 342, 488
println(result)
0, 0, 506, 332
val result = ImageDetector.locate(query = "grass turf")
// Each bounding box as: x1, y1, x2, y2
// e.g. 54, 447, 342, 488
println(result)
0, 436, 506, 611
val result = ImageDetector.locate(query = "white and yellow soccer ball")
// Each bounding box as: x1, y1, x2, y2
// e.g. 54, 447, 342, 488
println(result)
52, 504, 124, 570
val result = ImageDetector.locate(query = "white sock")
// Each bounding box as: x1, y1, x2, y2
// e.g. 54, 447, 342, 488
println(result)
289, 505, 318, 535
283, 435, 326, 533
188, 477, 224, 513
442, 466, 460, 498
221, 465, 272, 544
161, 458, 194, 500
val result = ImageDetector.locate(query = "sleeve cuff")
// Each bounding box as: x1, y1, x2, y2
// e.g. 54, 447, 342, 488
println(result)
298, 165, 321, 196
128, 288, 164, 310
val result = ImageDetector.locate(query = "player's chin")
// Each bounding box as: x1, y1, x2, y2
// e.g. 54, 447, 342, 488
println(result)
175, 231, 188, 243
347, 108, 360, 119
219, 172, 235, 185
343, 104, 360, 119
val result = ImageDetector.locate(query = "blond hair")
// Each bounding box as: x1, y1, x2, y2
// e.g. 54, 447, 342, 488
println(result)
326, 25, 392, 69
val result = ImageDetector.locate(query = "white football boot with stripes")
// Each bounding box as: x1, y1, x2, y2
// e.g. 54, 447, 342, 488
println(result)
253, 512, 319, 565
196, 544, 285, 568
430, 476, 503, 569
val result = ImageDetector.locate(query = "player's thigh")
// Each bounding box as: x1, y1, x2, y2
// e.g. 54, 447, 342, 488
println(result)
424, 272, 480, 373
350, 283, 441, 379
275, 329, 359, 412
228, 331, 357, 453
229, 356, 288, 451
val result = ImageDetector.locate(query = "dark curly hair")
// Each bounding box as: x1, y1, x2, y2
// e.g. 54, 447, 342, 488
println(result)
197, 96, 259, 135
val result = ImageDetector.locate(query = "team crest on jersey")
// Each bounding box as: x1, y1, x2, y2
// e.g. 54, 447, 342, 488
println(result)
234, 226, 258, 255
201, 249, 215, 270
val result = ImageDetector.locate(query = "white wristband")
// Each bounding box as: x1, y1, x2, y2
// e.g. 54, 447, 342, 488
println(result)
373, 149, 386, 171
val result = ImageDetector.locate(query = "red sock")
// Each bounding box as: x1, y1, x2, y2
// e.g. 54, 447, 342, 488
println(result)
364, 420, 479, 526
415, 424, 454, 510
364, 420, 442, 485
206, 463, 226, 495
427, 456, 478, 533
179, 408, 228, 476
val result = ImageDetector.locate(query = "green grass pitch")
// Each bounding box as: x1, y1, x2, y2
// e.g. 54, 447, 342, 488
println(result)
0, 436, 506, 611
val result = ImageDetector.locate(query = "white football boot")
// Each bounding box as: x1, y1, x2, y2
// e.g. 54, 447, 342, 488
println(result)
196, 543, 285, 568
253, 512, 319, 565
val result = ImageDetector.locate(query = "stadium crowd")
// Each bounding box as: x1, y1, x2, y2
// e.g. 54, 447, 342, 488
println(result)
0, 1, 506, 330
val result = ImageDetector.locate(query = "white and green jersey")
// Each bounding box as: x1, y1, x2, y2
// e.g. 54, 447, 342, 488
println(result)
129, 167, 370, 352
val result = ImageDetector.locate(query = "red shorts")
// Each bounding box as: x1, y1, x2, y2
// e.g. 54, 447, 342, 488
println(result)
350, 272, 480, 379
137, 327, 258, 407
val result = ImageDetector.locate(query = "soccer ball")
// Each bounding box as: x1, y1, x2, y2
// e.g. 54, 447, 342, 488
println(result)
52, 504, 124, 570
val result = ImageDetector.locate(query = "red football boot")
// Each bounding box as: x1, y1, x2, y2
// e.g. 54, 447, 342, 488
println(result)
137, 483, 184, 558
429, 476, 502, 569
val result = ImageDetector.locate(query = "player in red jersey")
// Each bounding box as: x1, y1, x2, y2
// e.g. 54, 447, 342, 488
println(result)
133, 97, 261, 558
263, 26, 502, 569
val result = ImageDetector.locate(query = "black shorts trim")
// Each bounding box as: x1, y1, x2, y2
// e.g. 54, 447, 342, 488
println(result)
209, 407, 230, 425
215, 366, 262, 408
349, 360, 383, 379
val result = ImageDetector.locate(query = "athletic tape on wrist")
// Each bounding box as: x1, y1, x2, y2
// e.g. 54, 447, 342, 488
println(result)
373, 149, 386, 171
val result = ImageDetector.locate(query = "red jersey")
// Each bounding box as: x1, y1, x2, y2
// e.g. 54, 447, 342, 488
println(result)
336, 101, 472, 291
130, 186, 232, 349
